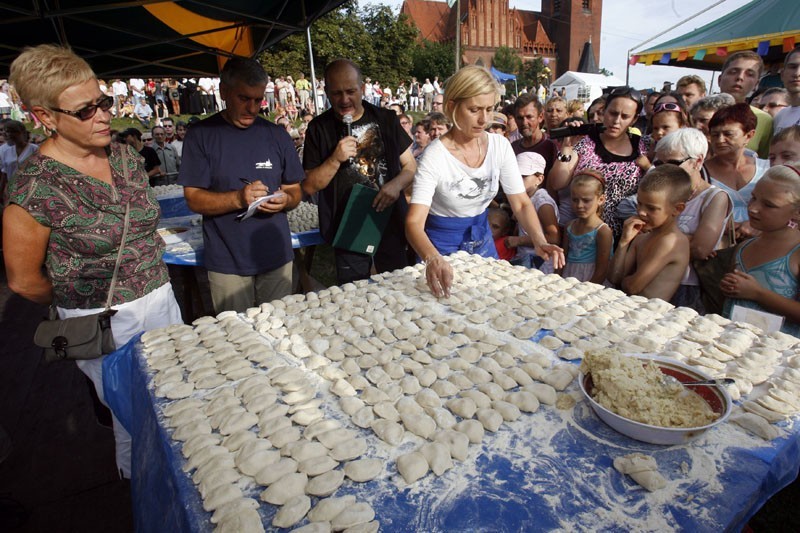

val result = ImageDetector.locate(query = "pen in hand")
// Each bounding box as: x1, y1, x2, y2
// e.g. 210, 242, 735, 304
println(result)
240, 178, 252, 186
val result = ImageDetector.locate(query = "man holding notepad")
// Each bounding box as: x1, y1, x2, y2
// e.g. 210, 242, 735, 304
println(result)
178, 57, 302, 313
303, 59, 416, 283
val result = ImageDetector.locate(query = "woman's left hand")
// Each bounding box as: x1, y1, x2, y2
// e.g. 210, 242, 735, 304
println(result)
425, 255, 453, 298
535, 242, 565, 270
720, 269, 761, 300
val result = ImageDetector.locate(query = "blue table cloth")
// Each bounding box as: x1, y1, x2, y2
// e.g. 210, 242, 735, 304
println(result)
116, 336, 800, 533
157, 193, 195, 218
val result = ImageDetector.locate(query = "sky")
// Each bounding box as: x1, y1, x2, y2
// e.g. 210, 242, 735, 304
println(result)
360, 0, 755, 91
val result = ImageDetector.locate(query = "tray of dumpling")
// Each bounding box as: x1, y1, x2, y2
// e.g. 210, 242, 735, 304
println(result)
579, 350, 731, 445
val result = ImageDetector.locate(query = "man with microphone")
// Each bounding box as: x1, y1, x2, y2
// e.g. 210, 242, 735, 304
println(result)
303, 59, 416, 283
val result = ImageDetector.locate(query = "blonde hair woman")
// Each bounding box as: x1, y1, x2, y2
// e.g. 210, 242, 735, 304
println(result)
4, 45, 182, 478
406, 65, 564, 297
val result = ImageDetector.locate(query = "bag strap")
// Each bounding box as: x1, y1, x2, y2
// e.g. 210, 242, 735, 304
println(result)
105, 147, 132, 311
106, 202, 130, 310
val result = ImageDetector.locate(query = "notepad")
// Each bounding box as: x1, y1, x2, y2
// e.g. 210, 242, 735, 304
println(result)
236, 192, 284, 222
332, 184, 393, 256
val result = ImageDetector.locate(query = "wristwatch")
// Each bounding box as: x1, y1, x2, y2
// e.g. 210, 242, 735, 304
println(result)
557, 151, 572, 163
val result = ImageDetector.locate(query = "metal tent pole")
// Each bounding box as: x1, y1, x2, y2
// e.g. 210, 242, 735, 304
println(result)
306, 26, 321, 115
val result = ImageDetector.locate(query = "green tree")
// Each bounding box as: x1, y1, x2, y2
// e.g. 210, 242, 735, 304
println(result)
519, 57, 550, 90
258, 33, 307, 78
411, 40, 455, 82
359, 5, 418, 86
258, 1, 373, 78
492, 46, 523, 75
491, 46, 524, 97
599, 67, 614, 77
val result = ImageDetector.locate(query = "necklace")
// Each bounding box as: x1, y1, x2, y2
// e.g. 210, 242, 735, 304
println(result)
454, 136, 483, 167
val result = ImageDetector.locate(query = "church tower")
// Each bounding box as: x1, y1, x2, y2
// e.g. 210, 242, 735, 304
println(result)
541, 0, 602, 77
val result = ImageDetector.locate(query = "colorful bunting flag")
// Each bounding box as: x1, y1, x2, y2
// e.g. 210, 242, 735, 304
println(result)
694, 49, 706, 60
784, 37, 796, 52
677, 51, 689, 61
660, 53, 671, 64
629, 55, 639, 66
757, 40, 770, 56
716, 47, 728, 56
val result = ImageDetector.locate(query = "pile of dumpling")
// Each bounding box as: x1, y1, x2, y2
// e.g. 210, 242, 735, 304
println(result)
288, 201, 319, 234
152, 183, 183, 197
141, 251, 800, 531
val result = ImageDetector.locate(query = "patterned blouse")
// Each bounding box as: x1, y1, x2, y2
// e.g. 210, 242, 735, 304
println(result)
6, 143, 169, 309
574, 131, 647, 239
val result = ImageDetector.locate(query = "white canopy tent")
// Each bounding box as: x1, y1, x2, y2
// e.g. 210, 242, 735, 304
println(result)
550, 71, 625, 107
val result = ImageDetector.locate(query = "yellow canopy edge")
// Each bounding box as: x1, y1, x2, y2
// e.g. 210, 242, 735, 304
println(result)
145, 2, 254, 71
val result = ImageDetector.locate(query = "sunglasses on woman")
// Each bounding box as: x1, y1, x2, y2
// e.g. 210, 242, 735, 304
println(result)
608, 86, 642, 103
653, 102, 682, 114
607, 86, 643, 113
51, 95, 114, 120
652, 156, 692, 167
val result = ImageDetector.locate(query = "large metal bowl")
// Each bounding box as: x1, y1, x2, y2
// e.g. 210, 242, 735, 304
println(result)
579, 355, 732, 445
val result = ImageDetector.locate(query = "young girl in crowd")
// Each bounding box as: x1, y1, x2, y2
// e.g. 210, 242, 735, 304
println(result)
488, 207, 516, 261
506, 152, 560, 272
561, 170, 613, 284
721, 165, 800, 336
769, 125, 800, 167
648, 102, 688, 160
286, 98, 298, 121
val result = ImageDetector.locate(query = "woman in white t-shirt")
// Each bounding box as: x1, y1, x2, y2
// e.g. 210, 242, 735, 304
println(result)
407, 66, 564, 297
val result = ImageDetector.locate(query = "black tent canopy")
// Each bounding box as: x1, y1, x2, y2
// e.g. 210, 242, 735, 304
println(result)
0, 0, 348, 78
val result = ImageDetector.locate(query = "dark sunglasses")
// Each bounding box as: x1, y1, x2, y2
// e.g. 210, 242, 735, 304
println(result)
51, 95, 114, 121
653, 102, 682, 114
607, 86, 643, 113
652, 156, 692, 167
609, 86, 642, 102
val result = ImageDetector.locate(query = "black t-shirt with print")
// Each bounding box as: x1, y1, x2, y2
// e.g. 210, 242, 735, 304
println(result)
304, 102, 412, 241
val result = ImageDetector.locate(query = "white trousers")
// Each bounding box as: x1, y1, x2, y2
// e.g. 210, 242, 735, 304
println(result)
58, 282, 182, 478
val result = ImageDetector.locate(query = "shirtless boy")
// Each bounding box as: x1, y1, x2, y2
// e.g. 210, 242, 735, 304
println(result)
609, 164, 692, 300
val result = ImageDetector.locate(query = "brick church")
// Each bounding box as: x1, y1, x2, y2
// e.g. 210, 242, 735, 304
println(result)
400, 0, 602, 79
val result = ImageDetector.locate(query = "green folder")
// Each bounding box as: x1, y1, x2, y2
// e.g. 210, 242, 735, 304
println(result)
332, 183, 394, 256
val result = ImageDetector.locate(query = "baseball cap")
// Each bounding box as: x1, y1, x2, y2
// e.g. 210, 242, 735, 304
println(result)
490, 112, 508, 130
516, 152, 546, 176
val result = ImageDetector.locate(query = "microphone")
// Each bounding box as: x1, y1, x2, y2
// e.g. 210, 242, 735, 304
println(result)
343, 113, 353, 137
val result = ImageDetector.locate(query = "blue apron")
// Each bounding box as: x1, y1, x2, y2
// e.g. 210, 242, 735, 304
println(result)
425, 211, 498, 258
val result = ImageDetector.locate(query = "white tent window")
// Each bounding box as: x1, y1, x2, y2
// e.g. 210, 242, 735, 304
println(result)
577, 84, 592, 102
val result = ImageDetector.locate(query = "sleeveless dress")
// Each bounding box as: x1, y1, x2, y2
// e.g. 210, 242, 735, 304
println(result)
709, 157, 769, 223
562, 221, 608, 283
723, 239, 800, 337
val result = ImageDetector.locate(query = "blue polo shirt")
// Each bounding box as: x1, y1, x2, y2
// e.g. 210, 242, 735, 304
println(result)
178, 114, 303, 275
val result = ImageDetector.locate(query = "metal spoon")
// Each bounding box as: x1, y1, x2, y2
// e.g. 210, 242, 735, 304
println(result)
661, 375, 735, 388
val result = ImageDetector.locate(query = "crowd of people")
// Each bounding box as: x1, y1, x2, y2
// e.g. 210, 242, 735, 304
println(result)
450, 49, 800, 340
3, 43, 800, 478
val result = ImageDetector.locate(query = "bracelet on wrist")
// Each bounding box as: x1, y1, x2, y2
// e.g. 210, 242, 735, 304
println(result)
556, 150, 573, 163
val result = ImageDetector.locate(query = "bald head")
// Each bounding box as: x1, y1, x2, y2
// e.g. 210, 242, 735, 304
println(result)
324, 59, 365, 120
324, 59, 362, 85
